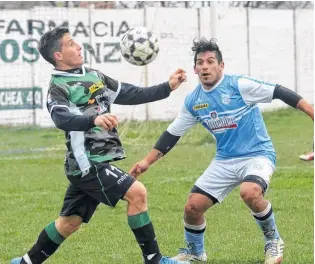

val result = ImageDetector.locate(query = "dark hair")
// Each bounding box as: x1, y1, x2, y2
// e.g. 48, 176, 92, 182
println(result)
192, 38, 223, 66
38, 27, 70, 66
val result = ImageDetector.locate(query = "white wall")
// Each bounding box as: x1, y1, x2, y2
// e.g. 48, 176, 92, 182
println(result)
0, 7, 313, 126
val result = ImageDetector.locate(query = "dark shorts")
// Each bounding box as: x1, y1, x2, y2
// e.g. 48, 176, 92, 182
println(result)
60, 162, 135, 223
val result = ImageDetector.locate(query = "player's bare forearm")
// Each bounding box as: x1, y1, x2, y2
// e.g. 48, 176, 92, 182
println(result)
297, 99, 314, 120
129, 149, 164, 177
129, 131, 180, 177
143, 149, 164, 165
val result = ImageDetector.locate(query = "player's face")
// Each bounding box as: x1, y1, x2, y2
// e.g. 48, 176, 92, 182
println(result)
54, 33, 83, 69
194, 51, 224, 89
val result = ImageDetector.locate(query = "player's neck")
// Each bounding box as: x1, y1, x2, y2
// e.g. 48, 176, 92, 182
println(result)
202, 74, 224, 91
55, 67, 83, 74
55, 64, 82, 71
202, 84, 216, 91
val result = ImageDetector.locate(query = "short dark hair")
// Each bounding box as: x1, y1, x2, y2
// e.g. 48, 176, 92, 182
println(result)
192, 38, 223, 66
38, 27, 70, 66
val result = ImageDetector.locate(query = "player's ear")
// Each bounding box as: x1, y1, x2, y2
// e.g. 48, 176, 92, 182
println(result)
219, 61, 224, 71
194, 65, 198, 74
54, 51, 63, 63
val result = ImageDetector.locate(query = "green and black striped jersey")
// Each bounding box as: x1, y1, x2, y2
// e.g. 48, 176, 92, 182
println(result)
47, 66, 172, 177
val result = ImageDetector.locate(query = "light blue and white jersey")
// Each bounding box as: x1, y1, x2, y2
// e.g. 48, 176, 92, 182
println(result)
167, 74, 277, 165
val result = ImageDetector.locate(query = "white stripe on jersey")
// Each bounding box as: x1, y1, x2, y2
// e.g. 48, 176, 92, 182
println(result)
199, 105, 254, 120
234, 105, 258, 121
218, 105, 247, 115
109, 81, 122, 104
200, 105, 248, 118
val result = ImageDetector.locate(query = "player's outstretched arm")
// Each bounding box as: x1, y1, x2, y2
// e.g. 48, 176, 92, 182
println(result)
129, 103, 197, 178
237, 76, 314, 121
129, 131, 181, 179
113, 69, 187, 105
129, 149, 164, 179
273, 85, 314, 120
296, 99, 314, 120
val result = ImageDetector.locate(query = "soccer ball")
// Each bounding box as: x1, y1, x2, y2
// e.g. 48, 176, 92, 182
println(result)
120, 27, 159, 66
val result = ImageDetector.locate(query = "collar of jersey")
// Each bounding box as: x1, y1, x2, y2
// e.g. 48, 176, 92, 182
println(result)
201, 73, 225, 93
52, 66, 86, 77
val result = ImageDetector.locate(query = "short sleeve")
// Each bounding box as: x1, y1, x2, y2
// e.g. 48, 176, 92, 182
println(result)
237, 75, 276, 104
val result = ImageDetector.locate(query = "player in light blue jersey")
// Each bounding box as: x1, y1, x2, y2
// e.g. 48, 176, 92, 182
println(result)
129, 38, 314, 264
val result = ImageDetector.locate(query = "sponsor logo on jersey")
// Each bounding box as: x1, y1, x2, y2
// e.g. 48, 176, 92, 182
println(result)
193, 103, 209, 111
89, 81, 104, 94
203, 112, 237, 132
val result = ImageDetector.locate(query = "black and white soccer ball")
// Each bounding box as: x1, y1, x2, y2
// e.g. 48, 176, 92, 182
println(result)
120, 27, 159, 66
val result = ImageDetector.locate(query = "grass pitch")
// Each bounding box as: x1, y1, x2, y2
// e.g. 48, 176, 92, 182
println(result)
0, 108, 313, 263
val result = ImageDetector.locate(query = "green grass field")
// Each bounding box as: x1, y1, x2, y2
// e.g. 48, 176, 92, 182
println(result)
0, 108, 313, 264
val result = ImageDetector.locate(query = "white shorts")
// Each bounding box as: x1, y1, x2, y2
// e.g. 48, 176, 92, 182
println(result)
194, 156, 275, 203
